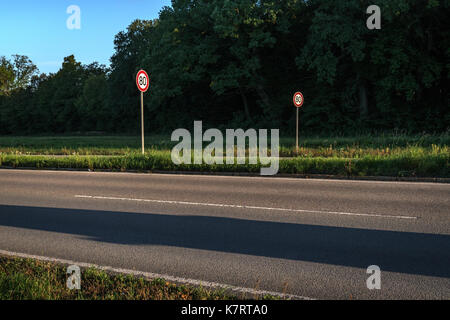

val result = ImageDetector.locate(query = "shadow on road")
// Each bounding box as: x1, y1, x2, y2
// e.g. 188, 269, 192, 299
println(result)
0, 204, 449, 278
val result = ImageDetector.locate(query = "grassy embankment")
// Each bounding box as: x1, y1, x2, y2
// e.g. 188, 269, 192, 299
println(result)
0, 133, 448, 177
0, 255, 269, 300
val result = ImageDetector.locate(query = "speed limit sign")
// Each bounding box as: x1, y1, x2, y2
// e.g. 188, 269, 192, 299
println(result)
293, 92, 304, 108
136, 70, 149, 155
136, 70, 149, 92
293, 91, 304, 155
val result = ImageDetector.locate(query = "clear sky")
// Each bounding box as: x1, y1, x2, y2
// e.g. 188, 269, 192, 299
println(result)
0, 0, 171, 74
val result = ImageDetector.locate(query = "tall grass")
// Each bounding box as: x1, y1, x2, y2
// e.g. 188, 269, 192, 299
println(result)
1, 133, 449, 155
0, 256, 238, 300
1, 150, 448, 177
0, 133, 448, 177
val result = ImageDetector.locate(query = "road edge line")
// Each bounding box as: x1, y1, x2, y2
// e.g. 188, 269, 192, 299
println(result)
1, 166, 448, 184
0, 249, 315, 300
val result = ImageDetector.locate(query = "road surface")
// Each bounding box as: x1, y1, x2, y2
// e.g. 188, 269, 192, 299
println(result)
0, 169, 449, 299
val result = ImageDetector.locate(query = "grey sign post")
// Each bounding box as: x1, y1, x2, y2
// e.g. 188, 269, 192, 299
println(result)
136, 70, 149, 154
293, 92, 304, 155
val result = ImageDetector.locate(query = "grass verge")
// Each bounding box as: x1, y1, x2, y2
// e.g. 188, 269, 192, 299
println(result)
1, 133, 449, 156
0, 151, 448, 178
0, 134, 448, 177
0, 255, 249, 300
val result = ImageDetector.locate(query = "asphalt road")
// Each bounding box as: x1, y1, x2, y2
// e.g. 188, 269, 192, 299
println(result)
0, 169, 449, 299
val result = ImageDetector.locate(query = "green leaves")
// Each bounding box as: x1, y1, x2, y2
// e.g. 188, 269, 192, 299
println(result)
0, 0, 448, 135
0, 55, 38, 96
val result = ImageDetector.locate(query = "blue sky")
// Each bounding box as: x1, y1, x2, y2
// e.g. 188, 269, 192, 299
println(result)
0, 0, 171, 74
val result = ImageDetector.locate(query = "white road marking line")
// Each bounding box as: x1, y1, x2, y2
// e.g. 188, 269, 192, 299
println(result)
75, 195, 417, 220
0, 249, 313, 300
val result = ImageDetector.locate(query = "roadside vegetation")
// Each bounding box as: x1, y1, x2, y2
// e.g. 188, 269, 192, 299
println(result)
0, 2, 447, 179
1, 2, 448, 138
0, 133, 448, 178
0, 255, 247, 300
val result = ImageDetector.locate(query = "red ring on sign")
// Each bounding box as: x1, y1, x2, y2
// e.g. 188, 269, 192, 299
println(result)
293, 92, 304, 108
136, 70, 150, 92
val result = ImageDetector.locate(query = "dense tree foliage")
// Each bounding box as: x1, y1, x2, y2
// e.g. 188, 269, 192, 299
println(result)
0, 55, 107, 133
0, 0, 448, 135
0, 54, 38, 96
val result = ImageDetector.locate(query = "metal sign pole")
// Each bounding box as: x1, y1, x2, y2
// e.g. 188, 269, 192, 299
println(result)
141, 91, 144, 155
293, 91, 303, 156
296, 107, 299, 155
136, 70, 149, 155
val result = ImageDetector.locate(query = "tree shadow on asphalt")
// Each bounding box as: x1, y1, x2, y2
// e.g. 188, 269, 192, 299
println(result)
0, 204, 449, 278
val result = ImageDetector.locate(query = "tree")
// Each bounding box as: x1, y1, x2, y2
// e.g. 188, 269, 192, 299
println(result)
109, 19, 155, 132
140, 0, 312, 130
0, 54, 38, 96
0, 56, 14, 96
1, 0, 448, 135
75, 74, 109, 131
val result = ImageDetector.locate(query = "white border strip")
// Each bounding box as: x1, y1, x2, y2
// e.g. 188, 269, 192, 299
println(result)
75, 195, 417, 220
0, 249, 314, 300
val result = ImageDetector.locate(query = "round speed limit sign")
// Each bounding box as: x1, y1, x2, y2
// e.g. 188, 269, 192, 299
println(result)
136, 70, 149, 93
293, 92, 304, 108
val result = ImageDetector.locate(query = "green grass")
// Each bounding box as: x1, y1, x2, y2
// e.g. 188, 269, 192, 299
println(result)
0, 133, 448, 177
0, 135, 174, 155
0, 133, 449, 156
1, 255, 273, 300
